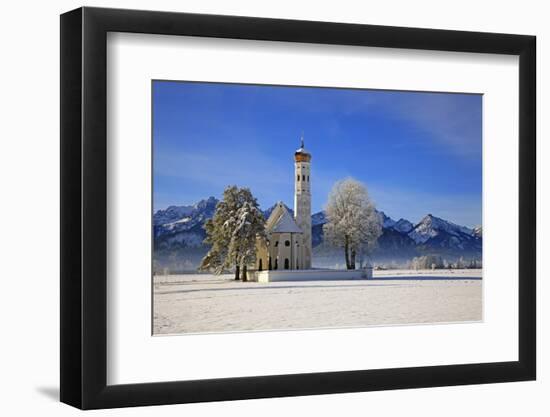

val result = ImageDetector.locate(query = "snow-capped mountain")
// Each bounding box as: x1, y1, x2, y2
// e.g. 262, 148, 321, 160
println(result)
153, 197, 482, 271
473, 225, 482, 238
407, 214, 481, 253
408, 214, 475, 243
154, 197, 218, 246
153, 205, 195, 227
311, 211, 327, 226
392, 218, 414, 233
154, 196, 217, 227
377, 211, 396, 228
376, 212, 413, 234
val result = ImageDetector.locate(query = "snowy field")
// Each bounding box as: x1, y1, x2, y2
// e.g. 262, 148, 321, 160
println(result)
153, 269, 482, 335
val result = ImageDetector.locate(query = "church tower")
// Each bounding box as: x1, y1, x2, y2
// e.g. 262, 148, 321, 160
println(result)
294, 134, 312, 269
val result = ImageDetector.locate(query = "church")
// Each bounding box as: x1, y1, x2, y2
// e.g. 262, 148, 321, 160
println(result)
255, 137, 313, 272
251, 136, 372, 283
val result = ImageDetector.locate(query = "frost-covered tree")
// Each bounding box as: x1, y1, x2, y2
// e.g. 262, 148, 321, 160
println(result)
411, 255, 444, 270
199, 186, 265, 280
323, 178, 382, 270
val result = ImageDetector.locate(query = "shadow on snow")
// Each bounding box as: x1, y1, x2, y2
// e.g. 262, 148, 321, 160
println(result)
155, 276, 481, 295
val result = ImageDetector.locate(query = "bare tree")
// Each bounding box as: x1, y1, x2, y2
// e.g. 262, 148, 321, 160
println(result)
323, 178, 382, 270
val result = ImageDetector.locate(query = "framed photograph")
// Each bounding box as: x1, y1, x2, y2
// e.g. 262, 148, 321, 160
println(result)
60, 7, 536, 409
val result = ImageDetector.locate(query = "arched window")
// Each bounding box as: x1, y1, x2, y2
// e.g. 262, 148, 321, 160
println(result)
302, 175, 305, 181
307, 175, 309, 182
275, 241, 279, 247
258, 258, 263, 271
274, 258, 278, 270
285, 240, 290, 247
297, 175, 300, 181
284, 258, 289, 270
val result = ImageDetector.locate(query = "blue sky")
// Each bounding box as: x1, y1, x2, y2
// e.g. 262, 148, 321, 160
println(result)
153, 81, 482, 227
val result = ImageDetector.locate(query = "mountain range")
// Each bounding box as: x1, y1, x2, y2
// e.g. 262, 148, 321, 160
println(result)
153, 197, 482, 272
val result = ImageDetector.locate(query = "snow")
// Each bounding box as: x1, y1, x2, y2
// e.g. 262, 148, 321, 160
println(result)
153, 269, 482, 334
473, 225, 483, 238
163, 217, 191, 230
173, 217, 191, 224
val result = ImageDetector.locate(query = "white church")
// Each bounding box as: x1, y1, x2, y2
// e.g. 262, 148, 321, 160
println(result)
251, 137, 371, 283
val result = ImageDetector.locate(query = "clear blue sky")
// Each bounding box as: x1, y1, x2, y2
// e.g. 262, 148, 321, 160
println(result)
153, 81, 482, 227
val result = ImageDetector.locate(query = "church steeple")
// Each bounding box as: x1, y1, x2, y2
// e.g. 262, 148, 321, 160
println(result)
295, 132, 311, 163
294, 133, 312, 269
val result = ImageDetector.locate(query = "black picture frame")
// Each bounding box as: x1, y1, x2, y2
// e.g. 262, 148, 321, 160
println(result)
60, 6, 536, 410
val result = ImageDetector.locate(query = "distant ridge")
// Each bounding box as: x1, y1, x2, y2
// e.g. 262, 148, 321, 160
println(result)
153, 197, 482, 272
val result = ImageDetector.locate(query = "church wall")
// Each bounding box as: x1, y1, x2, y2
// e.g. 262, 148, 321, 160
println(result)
272, 232, 291, 270
254, 237, 268, 272
253, 232, 304, 271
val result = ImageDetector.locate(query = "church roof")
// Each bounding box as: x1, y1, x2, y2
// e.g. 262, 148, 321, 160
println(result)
266, 202, 303, 234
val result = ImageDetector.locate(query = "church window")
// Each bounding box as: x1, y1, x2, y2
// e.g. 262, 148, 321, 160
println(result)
275, 241, 279, 247
302, 175, 305, 181
284, 258, 290, 270
297, 175, 300, 181
285, 240, 290, 247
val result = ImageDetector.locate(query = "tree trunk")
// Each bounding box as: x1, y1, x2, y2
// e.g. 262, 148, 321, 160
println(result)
350, 248, 356, 270
234, 264, 240, 280
241, 264, 248, 282
344, 237, 350, 270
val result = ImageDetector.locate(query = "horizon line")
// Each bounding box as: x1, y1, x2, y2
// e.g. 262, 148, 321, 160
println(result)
153, 197, 481, 229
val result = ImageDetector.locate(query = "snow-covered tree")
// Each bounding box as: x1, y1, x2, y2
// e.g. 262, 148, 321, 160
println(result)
323, 178, 382, 270
227, 200, 266, 281
199, 186, 238, 276
199, 186, 265, 280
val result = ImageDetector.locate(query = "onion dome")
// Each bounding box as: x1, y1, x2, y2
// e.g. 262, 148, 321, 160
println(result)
294, 135, 311, 162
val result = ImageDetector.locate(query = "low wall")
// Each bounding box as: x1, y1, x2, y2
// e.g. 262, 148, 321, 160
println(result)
253, 267, 373, 283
